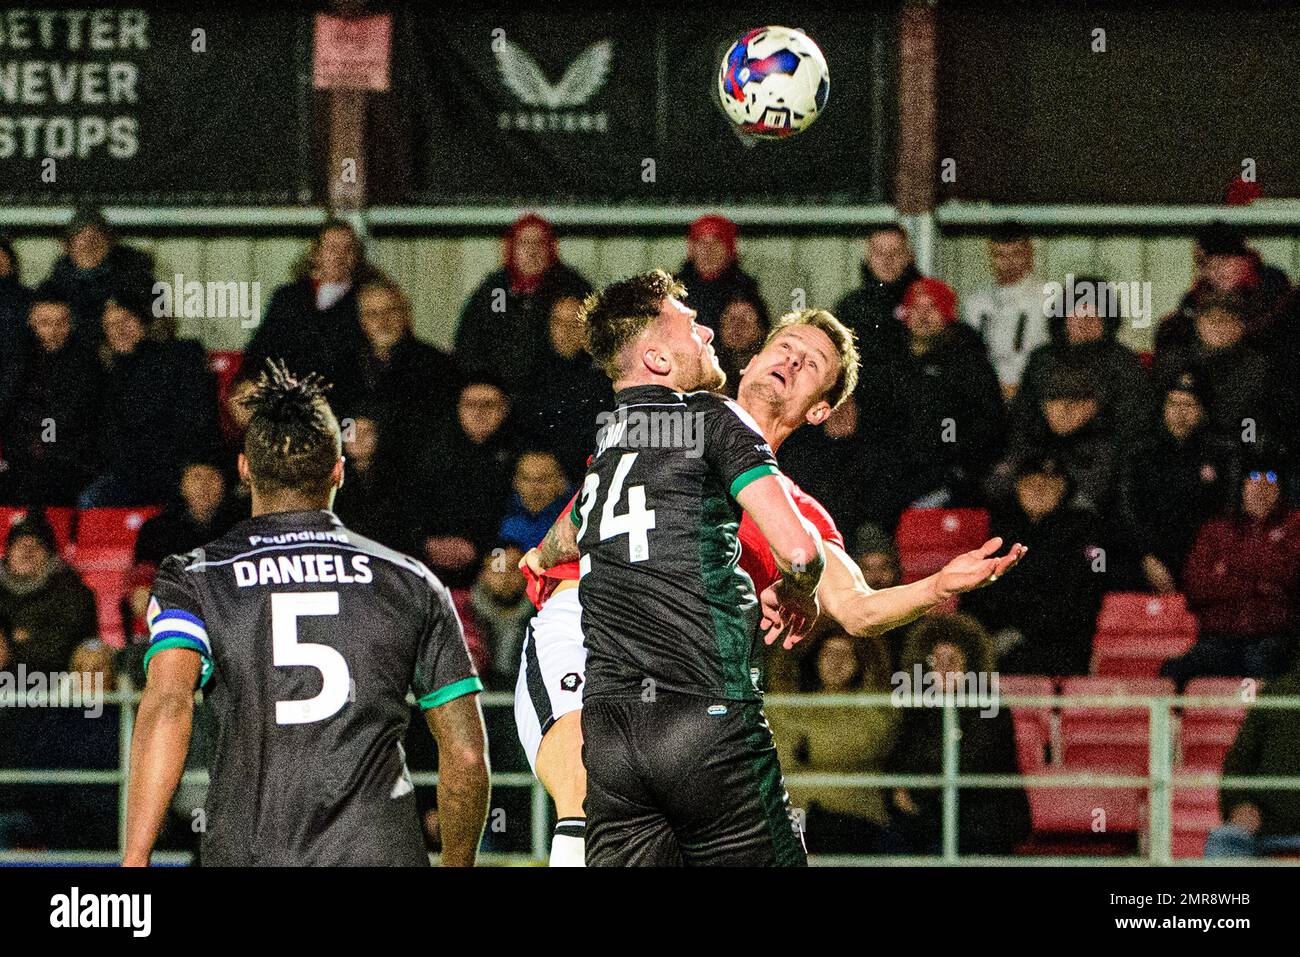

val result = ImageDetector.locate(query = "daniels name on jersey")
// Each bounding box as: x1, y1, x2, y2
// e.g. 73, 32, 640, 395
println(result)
142, 509, 481, 867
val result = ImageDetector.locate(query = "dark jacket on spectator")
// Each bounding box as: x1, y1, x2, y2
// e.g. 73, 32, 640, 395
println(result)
962, 497, 1106, 676
1220, 663, 1300, 837
1183, 505, 1300, 639
885, 705, 1032, 854
1157, 258, 1291, 355
242, 278, 367, 417
133, 497, 246, 567
1014, 338, 1156, 451
1117, 423, 1235, 585
1154, 340, 1275, 443
0, 559, 97, 672
454, 263, 590, 396
43, 244, 155, 342
674, 259, 762, 340
357, 333, 461, 453
516, 348, 612, 482
0, 335, 102, 506
0, 274, 32, 404
97, 339, 221, 503
996, 416, 1121, 516
895, 322, 1006, 505
834, 259, 919, 371
331, 458, 410, 554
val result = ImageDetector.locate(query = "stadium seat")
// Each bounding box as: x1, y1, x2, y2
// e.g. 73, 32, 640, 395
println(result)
1090, 592, 1198, 677
1059, 676, 1175, 774
0, 506, 75, 557
1179, 677, 1248, 770
79, 568, 128, 648
71, 507, 162, 569
998, 675, 1055, 770
1026, 767, 1144, 834
894, 508, 990, 583
1171, 786, 1221, 859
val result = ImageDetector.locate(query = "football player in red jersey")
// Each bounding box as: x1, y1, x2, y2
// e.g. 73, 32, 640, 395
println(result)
517, 307, 1025, 865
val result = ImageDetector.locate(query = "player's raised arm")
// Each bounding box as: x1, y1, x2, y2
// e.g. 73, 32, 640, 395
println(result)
123, 648, 201, 866
525, 492, 581, 575
735, 473, 825, 647
423, 693, 490, 866
818, 537, 1027, 638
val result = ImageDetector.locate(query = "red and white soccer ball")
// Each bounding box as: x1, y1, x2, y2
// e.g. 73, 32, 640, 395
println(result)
717, 25, 830, 140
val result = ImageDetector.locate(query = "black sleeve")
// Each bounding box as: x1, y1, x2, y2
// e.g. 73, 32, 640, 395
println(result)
698, 395, 781, 500
411, 566, 483, 710
144, 552, 213, 689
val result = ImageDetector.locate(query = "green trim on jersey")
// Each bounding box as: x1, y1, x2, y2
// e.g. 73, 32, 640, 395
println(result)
698, 477, 761, 700
570, 504, 582, 527
729, 463, 779, 500
417, 676, 484, 710
143, 637, 214, 689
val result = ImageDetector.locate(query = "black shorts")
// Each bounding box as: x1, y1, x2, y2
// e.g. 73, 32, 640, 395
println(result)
581, 691, 807, 866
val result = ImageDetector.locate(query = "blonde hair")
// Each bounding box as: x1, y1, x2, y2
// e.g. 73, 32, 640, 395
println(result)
762, 308, 860, 408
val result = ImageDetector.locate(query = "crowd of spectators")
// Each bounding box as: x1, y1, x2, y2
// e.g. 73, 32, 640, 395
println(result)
3, 207, 1300, 857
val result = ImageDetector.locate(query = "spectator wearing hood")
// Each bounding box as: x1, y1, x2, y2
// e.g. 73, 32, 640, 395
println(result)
884, 613, 1032, 855
992, 366, 1121, 515
1161, 452, 1300, 685
1013, 275, 1156, 451
1153, 293, 1276, 444
963, 454, 1106, 676
454, 213, 592, 396
674, 214, 762, 337
0, 285, 102, 506
0, 515, 98, 674
81, 286, 221, 508
1118, 371, 1235, 594
516, 292, 613, 480
40, 208, 155, 344
1156, 223, 1291, 356
240, 218, 375, 419
893, 277, 1006, 508
961, 222, 1051, 402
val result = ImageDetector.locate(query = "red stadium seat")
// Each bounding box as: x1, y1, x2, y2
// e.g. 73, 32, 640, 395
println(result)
1171, 787, 1221, 859
894, 508, 990, 583
71, 507, 162, 569
1091, 593, 1198, 677
1026, 767, 1144, 833
998, 675, 1056, 768
1059, 676, 1175, 773
1179, 677, 1248, 770
79, 567, 127, 648
0, 506, 75, 557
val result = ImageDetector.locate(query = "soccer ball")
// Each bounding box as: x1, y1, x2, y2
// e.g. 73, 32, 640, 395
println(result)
717, 26, 829, 140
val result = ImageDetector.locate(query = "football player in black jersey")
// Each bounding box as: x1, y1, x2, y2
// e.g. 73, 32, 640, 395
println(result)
124, 362, 489, 866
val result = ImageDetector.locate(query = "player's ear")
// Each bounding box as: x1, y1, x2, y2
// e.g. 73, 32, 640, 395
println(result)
805, 399, 832, 427
236, 453, 251, 486
332, 456, 345, 491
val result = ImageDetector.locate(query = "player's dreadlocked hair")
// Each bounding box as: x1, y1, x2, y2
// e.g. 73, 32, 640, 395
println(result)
580, 268, 686, 381
242, 360, 342, 497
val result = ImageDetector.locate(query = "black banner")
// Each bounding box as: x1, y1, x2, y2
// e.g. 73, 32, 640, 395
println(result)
0, 5, 312, 206
389, 3, 896, 205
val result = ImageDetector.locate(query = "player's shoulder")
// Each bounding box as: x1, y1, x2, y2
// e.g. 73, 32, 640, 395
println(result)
680, 390, 766, 437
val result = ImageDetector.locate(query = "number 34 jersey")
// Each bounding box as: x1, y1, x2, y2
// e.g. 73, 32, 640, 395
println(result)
574, 385, 782, 704
144, 509, 481, 866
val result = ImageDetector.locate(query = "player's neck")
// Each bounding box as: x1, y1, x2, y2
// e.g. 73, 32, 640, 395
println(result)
737, 399, 796, 453
250, 490, 334, 518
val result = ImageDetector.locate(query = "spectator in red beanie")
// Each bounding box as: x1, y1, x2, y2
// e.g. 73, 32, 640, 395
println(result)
892, 277, 1005, 508
454, 213, 591, 395
675, 214, 762, 340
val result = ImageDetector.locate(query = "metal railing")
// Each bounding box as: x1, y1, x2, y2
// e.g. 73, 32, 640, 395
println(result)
2, 689, 1298, 866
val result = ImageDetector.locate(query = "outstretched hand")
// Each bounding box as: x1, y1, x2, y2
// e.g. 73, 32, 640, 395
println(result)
933, 536, 1027, 601
760, 580, 820, 650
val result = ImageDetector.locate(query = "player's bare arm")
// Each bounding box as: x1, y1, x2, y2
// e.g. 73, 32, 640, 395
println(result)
818, 537, 1028, 638
424, 691, 491, 866
122, 648, 201, 867
736, 473, 825, 647
531, 508, 580, 573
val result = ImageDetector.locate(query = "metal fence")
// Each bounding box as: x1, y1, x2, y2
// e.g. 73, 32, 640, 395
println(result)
2, 689, 1299, 866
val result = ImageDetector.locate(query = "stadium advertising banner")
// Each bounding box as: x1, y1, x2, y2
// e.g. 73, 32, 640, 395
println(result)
0, 5, 312, 205
389, 6, 895, 205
